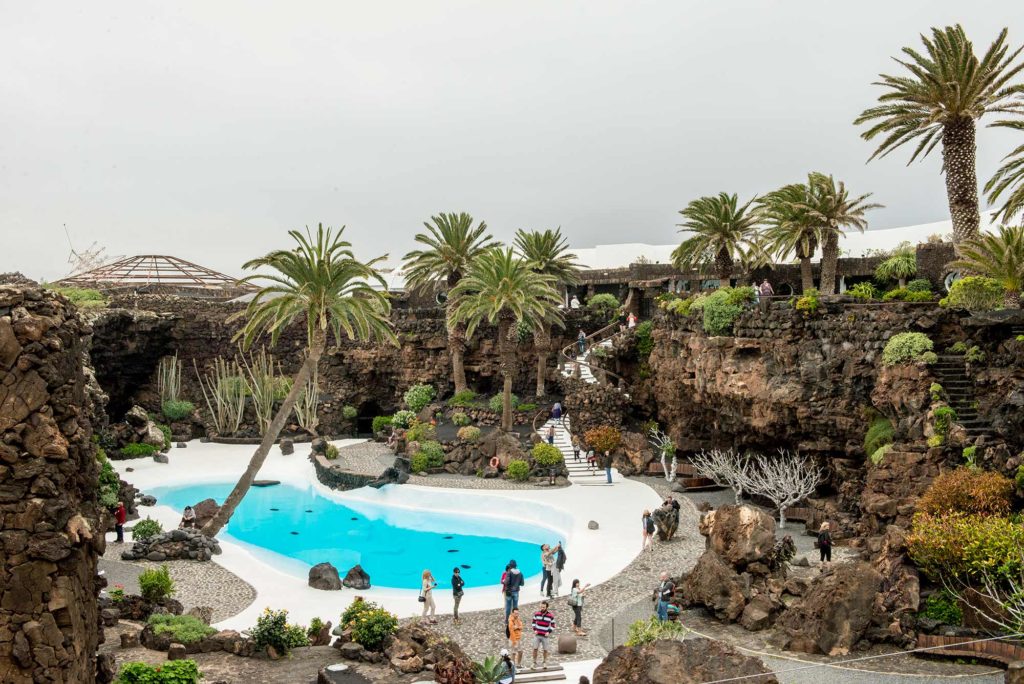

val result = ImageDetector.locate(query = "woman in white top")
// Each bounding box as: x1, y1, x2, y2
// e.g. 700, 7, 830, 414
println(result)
420, 569, 437, 623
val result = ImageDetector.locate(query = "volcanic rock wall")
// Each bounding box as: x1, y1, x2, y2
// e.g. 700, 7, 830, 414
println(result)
0, 286, 105, 683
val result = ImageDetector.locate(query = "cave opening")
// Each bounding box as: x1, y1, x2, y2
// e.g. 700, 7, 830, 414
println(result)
356, 400, 383, 435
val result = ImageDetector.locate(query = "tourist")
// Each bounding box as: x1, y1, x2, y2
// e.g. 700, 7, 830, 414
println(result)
654, 571, 675, 622
503, 559, 524, 621
627, 311, 637, 328
664, 497, 681, 525
570, 294, 580, 309
179, 505, 197, 529
817, 522, 832, 565
552, 401, 562, 420
572, 435, 581, 461
641, 509, 655, 552
546, 424, 555, 446
759, 279, 774, 313
539, 544, 553, 596
420, 569, 437, 624
451, 567, 465, 624
497, 647, 516, 684
552, 543, 565, 597
568, 579, 590, 636
114, 501, 126, 543
577, 329, 586, 356
531, 601, 555, 669
586, 447, 597, 472
603, 451, 613, 484
507, 607, 524, 666
618, 308, 627, 332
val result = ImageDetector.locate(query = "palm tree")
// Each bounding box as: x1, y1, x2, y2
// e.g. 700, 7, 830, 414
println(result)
949, 225, 1024, 307
403, 213, 494, 394
804, 173, 882, 295
202, 225, 396, 536
448, 248, 563, 431
759, 181, 821, 292
875, 242, 917, 288
986, 120, 1024, 224
514, 228, 580, 397
672, 192, 760, 286
855, 25, 1024, 245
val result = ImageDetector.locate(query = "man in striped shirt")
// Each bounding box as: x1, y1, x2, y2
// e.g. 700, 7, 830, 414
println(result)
531, 601, 555, 669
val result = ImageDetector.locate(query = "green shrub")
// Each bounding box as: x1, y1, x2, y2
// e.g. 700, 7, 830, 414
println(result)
882, 332, 934, 366
929, 383, 944, 402
863, 414, 894, 457
634, 320, 654, 358
794, 288, 821, 317
587, 293, 620, 313
921, 351, 938, 365
927, 434, 944, 448
488, 393, 519, 412
870, 443, 892, 465
115, 660, 201, 683
531, 443, 563, 467
908, 512, 1024, 583
403, 384, 436, 412
325, 444, 339, 460
391, 410, 415, 429
451, 412, 471, 427
517, 402, 538, 412
415, 441, 445, 468
917, 468, 1013, 517
906, 279, 932, 292
941, 276, 1004, 312
132, 518, 163, 542
1016, 464, 1024, 491
341, 597, 375, 628
46, 285, 108, 309
250, 608, 308, 655
662, 295, 698, 316
933, 406, 958, 436
457, 426, 481, 442
308, 617, 325, 639
98, 449, 120, 508
446, 390, 478, 407
138, 565, 175, 603
848, 282, 876, 301
157, 424, 172, 450
624, 616, 687, 646
950, 341, 969, 354
965, 345, 986, 363
410, 454, 429, 473
371, 416, 392, 434
405, 420, 436, 443
882, 288, 934, 302
962, 446, 978, 469
920, 591, 963, 626
350, 606, 398, 651
506, 459, 530, 481
342, 405, 358, 420
584, 425, 622, 453
147, 614, 216, 645
702, 288, 749, 335
120, 443, 158, 458
161, 400, 195, 421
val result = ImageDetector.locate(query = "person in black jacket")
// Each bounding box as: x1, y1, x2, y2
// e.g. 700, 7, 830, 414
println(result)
502, 559, 524, 621
817, 522, 832, 564
451, 567, 465, 624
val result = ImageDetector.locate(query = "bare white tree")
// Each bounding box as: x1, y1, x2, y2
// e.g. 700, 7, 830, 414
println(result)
942, 553, 1024, 635
744, 449, 823, 528
689, 448, 752, 504
647, 426, 677, 483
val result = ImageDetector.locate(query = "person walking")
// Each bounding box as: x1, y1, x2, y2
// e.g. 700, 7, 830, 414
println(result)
497, 648, 517, 684
817, 522, 832, 565
576, 330, 586, 356
551, 543, 565, 597
531, 601, 555, 669
572, 435, 581, 461
451, 567, 465, 624
539, 544, 554, 596
759, 279, 774, 313
641, 510, 655, 552
654, 572, 675, 622
420, 569, 437, 624
503, 560, 524, 622
507, 607, 524, 667
552, 402, 562, 421
546, 424, 555, 445
568, 579, 590, 636
627, 312, 637, 329
114, 501, 127, 543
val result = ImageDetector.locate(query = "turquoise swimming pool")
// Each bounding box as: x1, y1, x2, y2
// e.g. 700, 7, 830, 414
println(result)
149, 482, 552, 589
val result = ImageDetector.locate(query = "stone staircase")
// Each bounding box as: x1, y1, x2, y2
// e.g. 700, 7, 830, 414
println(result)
932, 354, 990, 438
515, 664, 567, 682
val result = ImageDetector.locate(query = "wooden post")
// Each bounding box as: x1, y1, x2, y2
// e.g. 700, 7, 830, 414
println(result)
1007, 662, 1024, 684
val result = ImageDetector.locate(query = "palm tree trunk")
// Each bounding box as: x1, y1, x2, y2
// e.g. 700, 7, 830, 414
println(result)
448, 317, 468, 394
799, 257, 814, 293
534, 325, 550, 398
498, 318, 515, 432
715, 248, 732, 288
819, 233, 839, 295
898, 277, 907, 289
942, 117, 981, 248
1006, 289, 1021, 309
202, 333, 325, 537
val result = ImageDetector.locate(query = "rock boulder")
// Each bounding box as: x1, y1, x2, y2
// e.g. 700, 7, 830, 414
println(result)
342, 564, 371, 590
701, 505, 776, 568
593, 637, 777, 684
679, 550, 748, 622
309, 562, 343, 591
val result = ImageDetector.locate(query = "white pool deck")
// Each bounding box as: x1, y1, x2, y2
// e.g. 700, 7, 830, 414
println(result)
111, 438, 663, 634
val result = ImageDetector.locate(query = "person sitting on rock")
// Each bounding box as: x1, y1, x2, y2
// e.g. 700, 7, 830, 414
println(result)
179, 505, 197, 529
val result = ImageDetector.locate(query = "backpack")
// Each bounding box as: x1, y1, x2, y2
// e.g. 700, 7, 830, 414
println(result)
645, 516, 656, 535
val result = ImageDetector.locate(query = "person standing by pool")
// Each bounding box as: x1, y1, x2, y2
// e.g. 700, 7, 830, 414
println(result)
654, 571, 674, 622
451, 567, 465, 624
497, 648, 516, 684
551, 543, 565, 597
502, 560, 524, 623
420, 569, 437, 624
114, 501, 126, 543
507, 607, 524, 667
539, 544, 554, 596
531, 601, 555, 669
568, 579, 590, 636
641, 510, 655, 552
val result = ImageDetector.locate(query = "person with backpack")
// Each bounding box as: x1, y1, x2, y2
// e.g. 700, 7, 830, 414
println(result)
567, 578, 590, 636
507, 607, 524, 666
641, 510, 655, 552
451, 567, 465, 624
551, 543, 566, 597
817, 522, 832, 565
502, 559, 524, 622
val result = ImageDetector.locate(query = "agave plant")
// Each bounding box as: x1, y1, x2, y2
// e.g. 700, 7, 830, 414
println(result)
470, 656, 504, 684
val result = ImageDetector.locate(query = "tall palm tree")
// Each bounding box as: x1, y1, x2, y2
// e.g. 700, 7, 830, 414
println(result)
203, 225, 396, 536
759, 181, 820, 292
514, 228, 580, 397
855, 25, 1024, 245
805, 173, 882, 295
403, 213, 494, 394
949, 225, 1024, 307
672, 192, 760, 286
448, 248, 563, 431
986, 120, 1024, 224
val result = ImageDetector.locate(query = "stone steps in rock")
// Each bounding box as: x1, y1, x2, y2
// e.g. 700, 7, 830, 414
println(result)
516, 665, 566, 682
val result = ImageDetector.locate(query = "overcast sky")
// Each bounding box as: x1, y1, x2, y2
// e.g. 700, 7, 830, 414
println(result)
3, 1, 1023, 281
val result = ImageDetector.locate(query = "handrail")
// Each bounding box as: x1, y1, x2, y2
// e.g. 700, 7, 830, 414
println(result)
532, 407, 571, 436
558, 320, 629, 390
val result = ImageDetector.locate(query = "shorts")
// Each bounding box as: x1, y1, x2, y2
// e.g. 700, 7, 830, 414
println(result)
533, 634, 549, 651
509, 637, 522, 652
